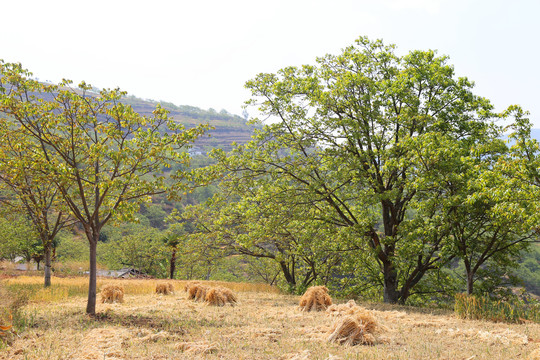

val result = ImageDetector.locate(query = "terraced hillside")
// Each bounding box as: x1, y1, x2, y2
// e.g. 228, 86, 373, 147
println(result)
122, 96, 257, 152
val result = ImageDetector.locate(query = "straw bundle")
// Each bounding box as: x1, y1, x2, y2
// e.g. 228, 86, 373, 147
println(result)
205, 286, 237, 306
216, 286, 237, 304
326, 299, 361, 316
187, 283, 209, 302
99, 284, 124, 304
327, 310, 378, 346
155, 283, 174, 295
299, 286, 332, 311
205, 288, 227, 306
184, 281, 200, 292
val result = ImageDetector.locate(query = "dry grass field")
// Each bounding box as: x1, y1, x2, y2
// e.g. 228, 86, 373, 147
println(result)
1, 276, 539, 359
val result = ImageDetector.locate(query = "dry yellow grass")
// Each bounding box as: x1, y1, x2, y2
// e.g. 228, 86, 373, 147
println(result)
176, 341, 218, 355
1, 278, 539, 359
2, 276, 279, 303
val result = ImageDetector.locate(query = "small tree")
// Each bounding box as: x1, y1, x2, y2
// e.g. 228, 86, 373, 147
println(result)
162, 224, 185, 279
0, 61, 208, 314
411, 131, 534, 295
0, 125, 73, 287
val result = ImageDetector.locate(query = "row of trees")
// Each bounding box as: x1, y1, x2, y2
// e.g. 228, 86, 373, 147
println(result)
0, 62, 208, 314
1, 36, 539, 312
184, 37, 539, 304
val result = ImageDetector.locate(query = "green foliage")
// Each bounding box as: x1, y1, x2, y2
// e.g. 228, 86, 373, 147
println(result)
140, 203, 169, 229
0, 215, 39, 262
200, 36, 523, 303
98, 223, 167, 276
454, 293, 540, 323
56, 234, 89, 262
0, 110, 72, 285
184, 185, 348, 293
0, 60, 208, 314
514, 245, 540, 295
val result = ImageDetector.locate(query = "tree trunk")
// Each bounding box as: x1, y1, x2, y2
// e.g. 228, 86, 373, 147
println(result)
466, 271, 474, 295
169, 247, 177, 280
383, 262, 400, 304
380, 201, 402, 304
86, 238, 98, 315
44, 245, 52, 287
279, 261, 296, 289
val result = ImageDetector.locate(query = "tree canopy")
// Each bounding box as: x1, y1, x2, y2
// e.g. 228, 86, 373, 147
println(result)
0, 61, 208, 314
194, 36, 536, 303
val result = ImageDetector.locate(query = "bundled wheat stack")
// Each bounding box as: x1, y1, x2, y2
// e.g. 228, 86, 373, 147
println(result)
155, 282, 174, 295
186, 283, 209, 302
299, 286, 332, 311
205, 286, 237, 306
184, 281, 201, 292
185, 282, 237, 305
99, 284, 124, 304
327, 308, 378, 346
326, 299, 360, 316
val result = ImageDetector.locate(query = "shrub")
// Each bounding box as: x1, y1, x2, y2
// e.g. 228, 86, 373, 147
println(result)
454, 293, 540, 323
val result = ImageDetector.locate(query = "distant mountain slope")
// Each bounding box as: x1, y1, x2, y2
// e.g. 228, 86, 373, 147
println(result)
121, 96, 257, 152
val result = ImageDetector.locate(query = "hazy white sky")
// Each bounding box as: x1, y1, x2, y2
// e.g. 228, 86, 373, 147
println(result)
3, 0, 539, 125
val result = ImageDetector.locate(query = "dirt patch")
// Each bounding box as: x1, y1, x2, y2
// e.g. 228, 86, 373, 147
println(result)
74, 327, 131, 360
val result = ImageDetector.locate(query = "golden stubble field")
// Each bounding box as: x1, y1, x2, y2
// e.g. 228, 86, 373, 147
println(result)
1, 277, 539, 360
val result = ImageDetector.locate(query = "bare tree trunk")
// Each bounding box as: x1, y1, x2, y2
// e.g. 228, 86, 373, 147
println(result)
466, 271, 474, 295
383, 262, 401, 304
86, 238, 98, 315
169, 247, 177, 280
44, 244, 52, 287
279, 261, 296, 291
381, 202, 402, 304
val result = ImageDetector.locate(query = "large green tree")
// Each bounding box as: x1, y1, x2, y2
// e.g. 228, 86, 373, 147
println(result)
214, 37, 507, 303
0, 61, 208, 314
